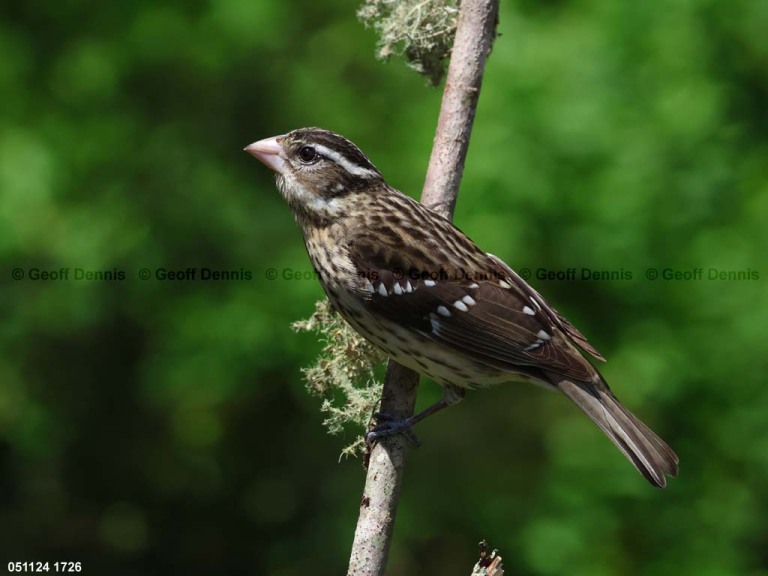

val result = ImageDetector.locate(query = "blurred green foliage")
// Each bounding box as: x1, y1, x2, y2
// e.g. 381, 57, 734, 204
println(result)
1, 0, 767, 574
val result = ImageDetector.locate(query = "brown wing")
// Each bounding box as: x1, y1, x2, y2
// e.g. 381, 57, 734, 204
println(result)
347, 240, 601, 383
486, 253, 605, 361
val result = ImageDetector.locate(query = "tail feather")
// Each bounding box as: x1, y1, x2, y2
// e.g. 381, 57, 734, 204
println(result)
556, 379, 679, 488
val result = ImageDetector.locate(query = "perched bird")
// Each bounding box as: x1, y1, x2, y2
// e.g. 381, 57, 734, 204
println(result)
245, 128, 679, 487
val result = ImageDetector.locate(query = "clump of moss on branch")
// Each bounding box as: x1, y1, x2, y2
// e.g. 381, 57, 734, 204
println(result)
293, 299, 386, 457
358, 0, 459, 85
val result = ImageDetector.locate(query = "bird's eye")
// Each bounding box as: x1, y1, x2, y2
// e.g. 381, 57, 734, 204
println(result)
298, 146, 318, 164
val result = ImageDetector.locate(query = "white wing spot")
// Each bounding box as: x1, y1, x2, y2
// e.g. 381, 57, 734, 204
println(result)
377, 283, 388, 297
429, 313, 440, 333
437, 305, 451, 317
523, 306, 535, 316
405, 281, 413, 293
393, 283, 403, 295
525, 340, 543, 352
462, 295, 476, 306
424, 279, 436, 287
364, 280, 375, 293
537, 330, 551, 340
468, 283, 479, 289
453, 300, 469, 312
499, 280, 512, 289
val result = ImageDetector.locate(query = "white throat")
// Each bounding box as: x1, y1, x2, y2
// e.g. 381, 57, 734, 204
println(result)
277, 172, 345, 223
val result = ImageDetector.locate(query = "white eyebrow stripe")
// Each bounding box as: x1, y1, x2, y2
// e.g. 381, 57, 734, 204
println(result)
313, 144, 378, 178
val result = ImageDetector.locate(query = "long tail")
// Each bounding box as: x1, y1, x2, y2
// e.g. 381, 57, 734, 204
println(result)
555, 379, 679, 487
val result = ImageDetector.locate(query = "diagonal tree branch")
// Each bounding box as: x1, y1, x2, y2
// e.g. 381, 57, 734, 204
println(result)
346, 1, 500, 574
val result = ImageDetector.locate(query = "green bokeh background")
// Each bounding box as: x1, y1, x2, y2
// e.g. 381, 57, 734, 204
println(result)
2, 0, 767, 574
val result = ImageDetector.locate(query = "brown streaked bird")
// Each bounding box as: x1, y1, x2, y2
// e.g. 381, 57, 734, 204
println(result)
245, 127, 679, 487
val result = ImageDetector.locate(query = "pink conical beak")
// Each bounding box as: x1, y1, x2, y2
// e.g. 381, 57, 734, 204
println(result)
244, 135, 286, 173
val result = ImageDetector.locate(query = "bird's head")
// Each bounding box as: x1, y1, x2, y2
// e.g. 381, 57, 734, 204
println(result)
245, 128, 384, 226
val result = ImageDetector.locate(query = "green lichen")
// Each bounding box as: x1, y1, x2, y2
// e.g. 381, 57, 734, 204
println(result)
358, 0, 459, 85
293, 299, 386, 457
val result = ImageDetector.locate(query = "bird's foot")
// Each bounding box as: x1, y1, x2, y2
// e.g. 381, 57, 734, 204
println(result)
365, 412, 421, 447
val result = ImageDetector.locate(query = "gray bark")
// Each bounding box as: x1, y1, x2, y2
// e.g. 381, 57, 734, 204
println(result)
347, 1, 500, 574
